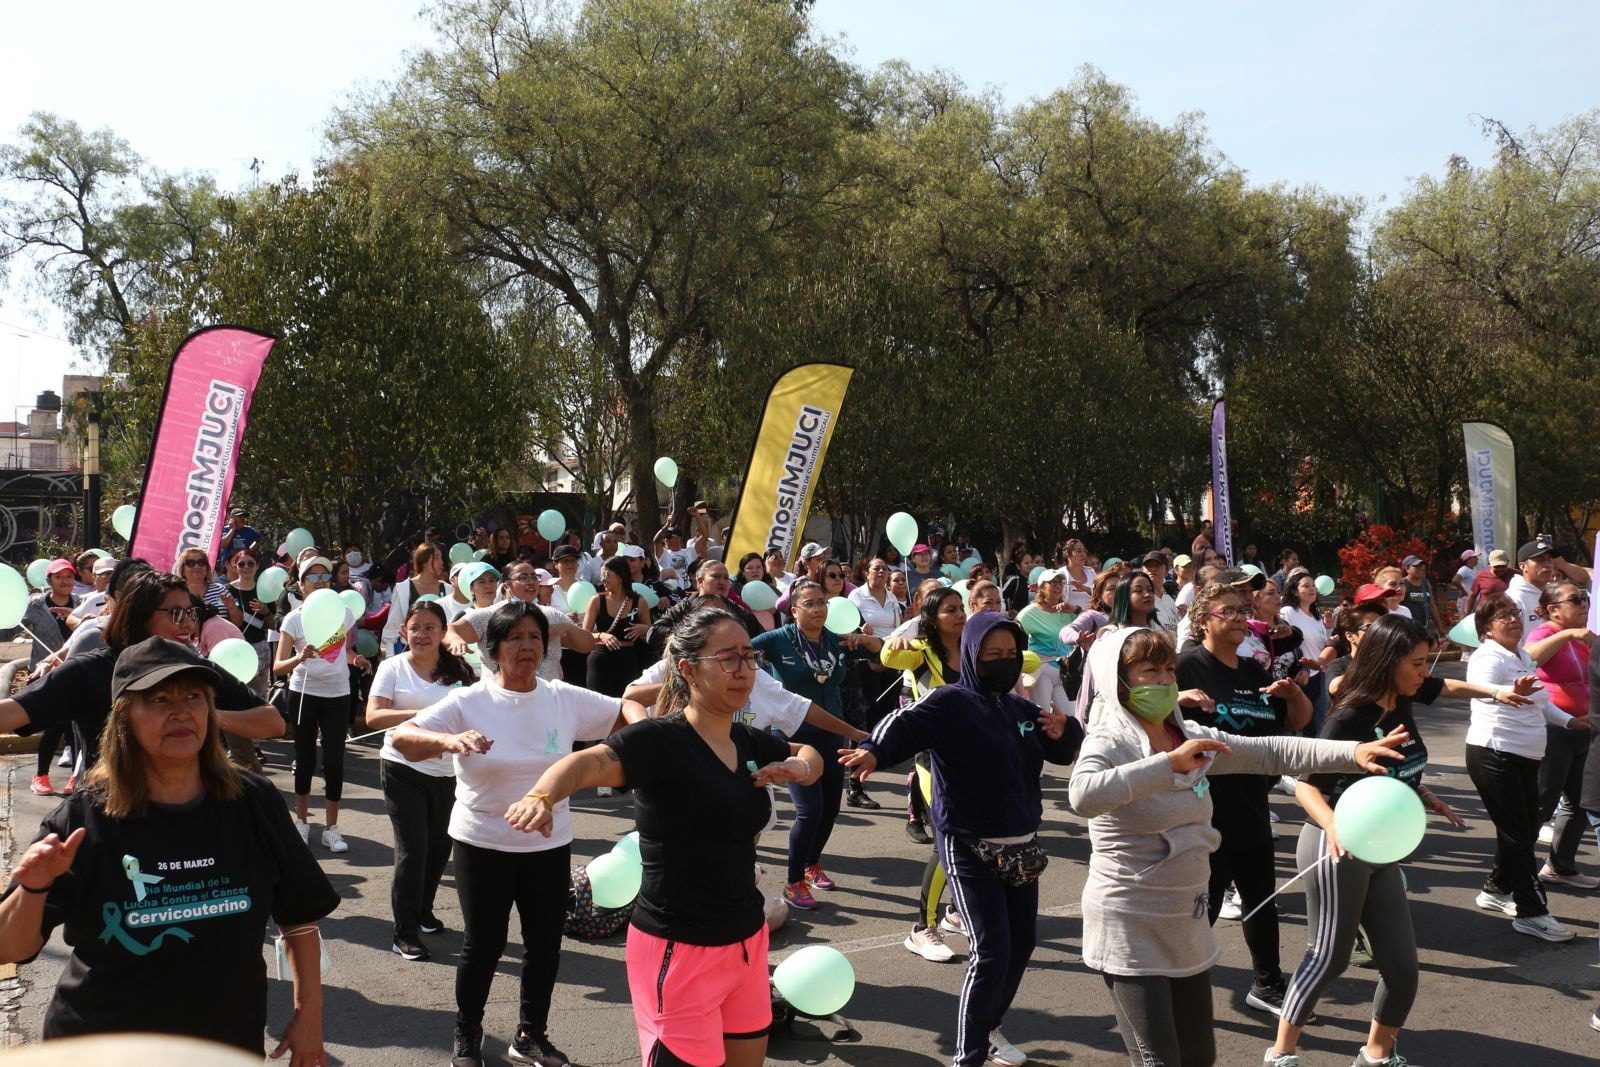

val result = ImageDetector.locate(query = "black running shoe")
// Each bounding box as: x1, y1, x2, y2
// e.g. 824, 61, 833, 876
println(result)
451, 1024, 484, 1067
419, 913, 444, 934
508, 1025, 571, 1066
392, 933, 429, 962
906, 819, 933, 845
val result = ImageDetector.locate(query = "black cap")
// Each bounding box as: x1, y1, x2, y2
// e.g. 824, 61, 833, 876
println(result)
550, 545, 579, 561
1218, 566, 1266, 591
112, 637, 221, 703
1138, 552, 1167, 569
1516, 540, 1552, 564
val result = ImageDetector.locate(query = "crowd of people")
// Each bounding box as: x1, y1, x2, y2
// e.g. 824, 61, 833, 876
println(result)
2, 505, 1597, 1067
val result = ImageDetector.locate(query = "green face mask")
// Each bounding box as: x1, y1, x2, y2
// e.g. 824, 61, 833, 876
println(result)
1126, 683, 1178, 724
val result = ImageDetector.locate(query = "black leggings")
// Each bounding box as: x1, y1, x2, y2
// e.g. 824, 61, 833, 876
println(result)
453, 840, 571, 1035
290, 690, 350, 801
381, 759, 454, 937
787, 724, 844, 883
1102, 969, 1215, 1066
1205, 842, 1281, 986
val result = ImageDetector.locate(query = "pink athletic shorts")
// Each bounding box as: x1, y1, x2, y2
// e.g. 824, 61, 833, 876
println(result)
626, 923, 771, 1066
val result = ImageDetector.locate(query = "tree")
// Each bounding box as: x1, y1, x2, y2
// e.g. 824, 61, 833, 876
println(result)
337, 0, 863, 527
0, 112, 219, 352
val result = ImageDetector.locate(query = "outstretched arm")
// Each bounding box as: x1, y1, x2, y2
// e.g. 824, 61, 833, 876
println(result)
505, 745, 630, 834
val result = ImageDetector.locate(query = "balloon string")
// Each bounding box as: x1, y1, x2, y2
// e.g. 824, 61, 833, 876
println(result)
1239, 854, 1331, 923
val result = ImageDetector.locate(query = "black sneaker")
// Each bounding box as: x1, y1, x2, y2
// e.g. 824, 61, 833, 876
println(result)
451, 1024, 484, 1067
906, 819, 932, 845
392, 933, 429, 962
419, 913, 444, 934
1245, 979, 1286, 1016
508, 1025, 571, 1066
846, 786, 881, 810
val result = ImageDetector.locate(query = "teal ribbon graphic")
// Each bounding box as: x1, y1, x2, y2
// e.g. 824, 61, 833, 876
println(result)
121, 855, 163, 902
544, 727, 561, 754
99, 902, 192, 956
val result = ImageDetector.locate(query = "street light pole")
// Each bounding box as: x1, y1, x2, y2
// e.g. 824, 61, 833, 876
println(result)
83, 410, 101, 547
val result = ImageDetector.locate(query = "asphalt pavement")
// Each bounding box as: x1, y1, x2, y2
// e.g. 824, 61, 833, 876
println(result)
3, 663, 1599, 1065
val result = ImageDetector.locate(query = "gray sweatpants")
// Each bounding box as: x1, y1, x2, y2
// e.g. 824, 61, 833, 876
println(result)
1281, 822, 1419, 1027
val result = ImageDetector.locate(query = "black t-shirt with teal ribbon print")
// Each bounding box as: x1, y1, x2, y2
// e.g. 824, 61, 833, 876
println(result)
1177, 644, 1286, 850
1302, 675, 1442, 806
2, 774, 338, 1052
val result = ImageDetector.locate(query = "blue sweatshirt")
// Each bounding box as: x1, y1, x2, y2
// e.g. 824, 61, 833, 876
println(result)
861, 611, 1084, 840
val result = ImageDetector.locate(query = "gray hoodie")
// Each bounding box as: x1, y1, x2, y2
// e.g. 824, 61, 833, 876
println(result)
1067, 627, 1362, 977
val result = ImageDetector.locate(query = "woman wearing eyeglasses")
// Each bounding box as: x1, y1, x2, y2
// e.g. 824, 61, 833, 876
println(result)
1174, 578, 1313, 1016
1526, 580, 1598, 889
0, 571, 284, 769
1465, 593, 1588, 941
178, 546, 243, 628
753, 579, 883, 910
226, 551, 276, 700
274, 556, 372, 854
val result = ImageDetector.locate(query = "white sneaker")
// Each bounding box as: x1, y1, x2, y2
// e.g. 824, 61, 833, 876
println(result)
1218, 886, 1243, 920
1512, 913, 1575, 942
295, 819, 312, 845
1539, 862, 1600, 890
321, 826, 349, 853
987, 1032, 1025, 1067
1263, 1050, 1300, 1067
57, 749, 74, 769
939, 907, 967, 937
1475, 890, 1517, 916
904, 926, 955, 963
1590, 1009, 1600, 1032
1275, 775, 1298, 796
1268, 810, 1280, 823
1538, 821, 1555, 846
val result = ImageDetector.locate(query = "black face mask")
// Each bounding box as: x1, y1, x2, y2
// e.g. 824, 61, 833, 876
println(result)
976, 657, 1022, 694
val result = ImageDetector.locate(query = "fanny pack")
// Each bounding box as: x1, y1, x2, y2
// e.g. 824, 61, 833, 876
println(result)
961, 835, 1049, 887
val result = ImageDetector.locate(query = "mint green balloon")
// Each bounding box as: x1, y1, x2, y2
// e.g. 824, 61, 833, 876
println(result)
632, 582, 661, 609
953, 579, 971, 608
885, 512, 918, 556
26, 559, 50, 590
1315, 574, 1336, 597
1028, 566, 1045, 585
773, 945, 855, 1017
587, 850, 642, 909
473, 548, 488, 561
741, 580, 777, 612
939, 563, 960, 579
1447, 615, 1481, 649
449, 542, 474, 566
111, 504, 136, 540
284, 527, 314, 558
301, 588, 347, 647
1333, 775, 1426, 865
355, 630, 379, 658
536, 509, 566, 541
209, 638, 259, 683
653, 456, 679, 488
824, 595, 861, 635
614, 830, 642, 863
338, 588, 366, 618
256, 566, 289, 603
0, 566, 29, 628
958, 556, 979, 577
565, 580, 597, 615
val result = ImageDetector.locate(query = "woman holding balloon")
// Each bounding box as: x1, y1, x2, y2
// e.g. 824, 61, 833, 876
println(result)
753, 579, 882, 910
273, 556, 370, 853
1269, 614, 1466, 1067
226, 551, 277, 700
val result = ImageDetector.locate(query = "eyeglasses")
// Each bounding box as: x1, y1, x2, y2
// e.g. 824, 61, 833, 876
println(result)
691, 651, 767, 674
1491, 611, 1521, 624
509, 572, 537, 583
303, 573, 332, 584
1206, 607, 1249, 621
158, 607, 199, 624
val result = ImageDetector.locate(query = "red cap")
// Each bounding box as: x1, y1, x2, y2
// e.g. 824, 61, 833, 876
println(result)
46, 558, 77, 577
1353, 583, 1392, 606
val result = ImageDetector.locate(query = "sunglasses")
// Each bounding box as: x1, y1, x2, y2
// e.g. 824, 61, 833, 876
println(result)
303, 573, 332, 584
182, 559, 209, 569
235, 558, 257, 568
1553, 594, 1591, 607
158, 606, 199, 624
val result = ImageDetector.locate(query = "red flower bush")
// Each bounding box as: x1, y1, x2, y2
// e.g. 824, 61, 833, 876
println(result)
1336, 525, 1429, 591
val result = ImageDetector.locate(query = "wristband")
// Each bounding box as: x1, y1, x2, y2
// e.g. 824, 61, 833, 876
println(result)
14, 882, 50, 895
525, 790, 552, 807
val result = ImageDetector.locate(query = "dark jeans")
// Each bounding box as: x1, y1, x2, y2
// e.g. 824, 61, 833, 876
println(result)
452, 839, 571, 1035
1102, 969, 1216, 1066
787, 723, 844, 883
1206, 842, 1281, 986
939, 832, 1038, 1067
290, 690, 350, 801
1465, 744, 1548, 918
1538, 725, 1591, 874
381, 759, 455, 937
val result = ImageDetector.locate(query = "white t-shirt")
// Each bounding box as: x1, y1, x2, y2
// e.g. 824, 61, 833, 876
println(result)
1153, 593, 1179, 635
657, 545, 698, 578
1505, 574, 1543, 646
1465, 639, 1572, 760
849, 585, 902, 639
460, 601, 573, 679
279, 607, 351, 698
629, 660, 811, 735
1455, 564, 1481, 591
1064, 567, 1097, 612
72, 590, 109, 622
1175, 582, 1197, 613
410, 677, 621, 852
373, 654, 461, 776
1279, 606, 1327, 677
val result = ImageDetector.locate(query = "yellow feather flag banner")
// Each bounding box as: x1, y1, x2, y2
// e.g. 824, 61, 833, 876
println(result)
724, 362, 855, 567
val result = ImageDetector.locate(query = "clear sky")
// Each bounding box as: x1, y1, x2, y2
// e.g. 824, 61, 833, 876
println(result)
3, 0, 1595, 421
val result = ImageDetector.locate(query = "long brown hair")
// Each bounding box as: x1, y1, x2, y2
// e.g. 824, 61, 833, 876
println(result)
105, 571, 190, 650
84, 674, 244, 819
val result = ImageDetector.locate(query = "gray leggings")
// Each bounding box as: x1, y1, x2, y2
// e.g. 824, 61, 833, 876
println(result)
1281, 823, 1418, 1028
1101, 969, 1215, 1066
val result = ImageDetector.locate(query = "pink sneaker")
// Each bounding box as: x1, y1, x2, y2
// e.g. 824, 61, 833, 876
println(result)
783, 880, 819, 910
805, 864, 836, 890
